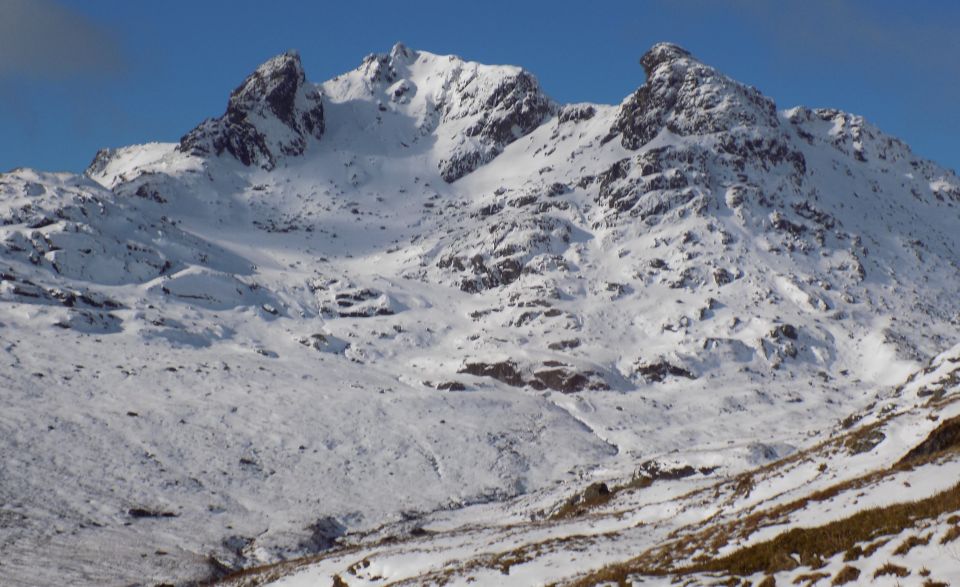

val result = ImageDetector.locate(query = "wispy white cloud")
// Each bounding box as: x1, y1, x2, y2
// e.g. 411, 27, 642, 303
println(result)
0, 0, 125, 78
733, 0, 959, 73
660, 0, 960, 76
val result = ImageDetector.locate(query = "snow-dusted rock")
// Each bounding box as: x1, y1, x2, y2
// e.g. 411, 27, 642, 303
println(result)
179, 51, 324, 169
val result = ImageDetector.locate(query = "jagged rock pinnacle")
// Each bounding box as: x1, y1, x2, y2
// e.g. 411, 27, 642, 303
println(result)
228, 50, 308, 129
179, 50, 324, 170
639, 42, 694, 76
389, 42, 414, 63
605, 42, 779, 151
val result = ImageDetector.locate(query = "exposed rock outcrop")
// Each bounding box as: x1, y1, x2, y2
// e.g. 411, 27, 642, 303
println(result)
438, 69, 555, 182
180, 51, 324, 170
607, 42, 780, 150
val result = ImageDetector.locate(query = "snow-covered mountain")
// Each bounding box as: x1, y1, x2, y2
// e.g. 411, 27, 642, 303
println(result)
1, 42, 958, 586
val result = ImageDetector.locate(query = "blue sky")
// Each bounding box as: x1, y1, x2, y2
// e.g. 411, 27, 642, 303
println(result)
1, 0, 957, 173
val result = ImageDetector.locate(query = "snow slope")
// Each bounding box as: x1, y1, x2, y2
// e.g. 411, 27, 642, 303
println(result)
0, 42, 958, 585
241, 344, 960, 586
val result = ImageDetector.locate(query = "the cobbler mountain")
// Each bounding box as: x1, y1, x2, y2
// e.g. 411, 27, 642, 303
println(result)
1, 42, 958, 585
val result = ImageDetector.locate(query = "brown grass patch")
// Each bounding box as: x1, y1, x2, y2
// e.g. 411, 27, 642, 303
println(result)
897, 415, 960, 466
844, 424, 886, 455
695, 486, 958, 576
792, 571, 829, 585
552, 482, 615, 520
842, 538, 888, 562
830, 565, 860, 585
551, 474, 658, 520
873, 562, 909, 578
941, 524, 960, 544
572, 479, 960, 586
892, 533, 931, 556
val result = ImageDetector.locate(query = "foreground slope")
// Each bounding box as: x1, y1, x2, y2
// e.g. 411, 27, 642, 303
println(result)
0, 43, 958, 585
225, 344, 960, 586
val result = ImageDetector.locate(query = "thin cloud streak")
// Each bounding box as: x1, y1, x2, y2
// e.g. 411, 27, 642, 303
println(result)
735, 0, 959, 74
663, 0, 960, 77
0, 0, 126, 79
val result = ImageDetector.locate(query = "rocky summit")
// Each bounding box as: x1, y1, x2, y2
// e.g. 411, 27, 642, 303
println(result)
179, 51, 325, 170
2, 43, 960, 586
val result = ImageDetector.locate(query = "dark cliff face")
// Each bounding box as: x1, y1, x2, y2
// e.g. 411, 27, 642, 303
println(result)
464, 71, 554, 153
438, 71, 555, 184
438, 70, 554, 183
589, 43, 806, 222
227, 51, 313, 131
606, 43, 780, 150
179, 51, 324, 170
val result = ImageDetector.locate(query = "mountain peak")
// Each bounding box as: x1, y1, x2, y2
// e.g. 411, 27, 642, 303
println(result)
640, 42, 694, 76
322, 44, 555, 183
606, 41, 779, 150
389, 41, 415, 63
252, 49, 303, 74
179, 50, 323, 170
227, 50, 308, 129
